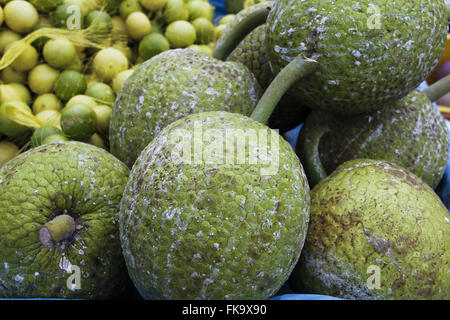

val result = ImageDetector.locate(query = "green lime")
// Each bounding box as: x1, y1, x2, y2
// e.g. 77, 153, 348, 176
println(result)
191, 17, 215, 44
138, 33, 170, 60
31, 125, 62, 148
54, 4, 84, 29
43, 38, 77, 69
165, 20, 196, 48
85, 82, 116, 104
61, 103, 97, 141
54, 70, 87, 102
85, 10, 113, 34
33, 94, 63, 114
119, 0, 142, 19
41, 133, 70, 144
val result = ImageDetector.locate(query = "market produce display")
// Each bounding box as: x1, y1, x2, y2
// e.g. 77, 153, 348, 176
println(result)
0, 0, 449, 301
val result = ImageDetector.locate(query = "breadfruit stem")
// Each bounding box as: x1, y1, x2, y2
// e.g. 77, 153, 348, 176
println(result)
39, 214, 76, 247
424, 74, 450, 102
250, 56, 319, 124
212, 8, 270, 61
298, 125, 329, 188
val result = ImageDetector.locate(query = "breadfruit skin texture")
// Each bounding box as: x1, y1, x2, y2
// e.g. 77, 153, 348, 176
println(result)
119, 111, 311, 300
109, 49, 261, 168
297, 90, 449, 189
0, 142, 130, 299
292, 159, 450, 300
265, 0, 447, 115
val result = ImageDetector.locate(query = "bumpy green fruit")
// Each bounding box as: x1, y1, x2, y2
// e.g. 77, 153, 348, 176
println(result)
0, 142, 131, 299
216, 1, 310, 133
265, 0, 447, 115
291, 159, 450, 299
297, 90, 449, 189
110, 49, 261, 167
120, 111, 311, 299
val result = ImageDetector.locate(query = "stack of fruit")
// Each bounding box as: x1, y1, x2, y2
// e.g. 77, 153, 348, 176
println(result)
0, 0, 219, 167
0, 0, 449, 301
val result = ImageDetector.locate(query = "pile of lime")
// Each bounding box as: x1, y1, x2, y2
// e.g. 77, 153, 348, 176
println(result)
0, 0, 219, 166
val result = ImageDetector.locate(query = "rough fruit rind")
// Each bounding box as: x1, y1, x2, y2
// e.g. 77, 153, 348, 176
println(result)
0, 142, 130, 299
298, 90, 449, 189
292, 159, 450, 300
109, 49, 261, 168
119, 111, 311, 299
265, 0, 447, 115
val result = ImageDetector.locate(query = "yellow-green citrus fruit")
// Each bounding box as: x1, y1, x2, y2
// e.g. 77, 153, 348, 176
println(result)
85, 82, 116, 105
93, 105, 112, 136
119, 0, 143, 19
43, 38, 77, 69
4, 0, 39, 33
0, 100, 33, 141
138, 33, 170, 60
65, 94, 96, 111
28, 64, 60, 95
30, 125, 63, 148
33, 94, 62, 114
64, 94, 97, 109
53, 3, 83, 28
0, 30, 20, 53
0, 84, 24, 104
125, 11, 152, 41
54, 70, 87, 102
10, 44, 38, 72
61, 103, 97, 141
0, 141, 20, 167
87, 132, 105, 149
219, 14, 235, 25
41, 133, 69, 144
191, 17, 215, 44
112, 69, 134, 94
186, 0, 213, 21
0, 6, 3, 27
162, 0, 189, 23
214, 24, 226, 41
165, 20, 196, 48
64, 0, 96, 15
140, 0, 167, 12
93, 48, 129, 82
8, 83, 31, 105
85, 10, 113, 35
1, 67, 26, 84
292, 159, 450, 300
187, 44, 212, 56
36, 110, 62, 128
0, 140, 19, 166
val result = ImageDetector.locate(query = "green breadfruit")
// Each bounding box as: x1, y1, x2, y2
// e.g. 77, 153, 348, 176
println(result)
265, 0, 447, 115
291, 159, 450, 299
297, 90, 449, 189
216, 1, 310, 133
0, 142, 131, 299
119, 111, 311, 300
109, 49, 261, 168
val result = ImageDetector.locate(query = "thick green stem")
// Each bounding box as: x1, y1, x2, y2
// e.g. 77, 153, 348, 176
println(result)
298, 125, 329, 188
250, 57, 319, 124
212, 8, 270, 61
39, 214, 76, 247
423, 74, 450, 102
